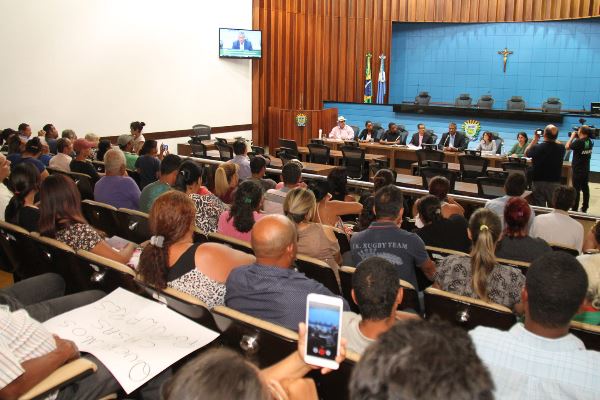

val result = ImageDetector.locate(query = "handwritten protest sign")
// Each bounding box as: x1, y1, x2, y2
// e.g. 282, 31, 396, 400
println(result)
43, 288, 219, 393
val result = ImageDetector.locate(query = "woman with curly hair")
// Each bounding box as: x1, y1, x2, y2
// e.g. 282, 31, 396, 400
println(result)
217, 180, 264, 242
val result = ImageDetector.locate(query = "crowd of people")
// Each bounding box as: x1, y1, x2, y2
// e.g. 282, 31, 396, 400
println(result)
1, 121, 599, 399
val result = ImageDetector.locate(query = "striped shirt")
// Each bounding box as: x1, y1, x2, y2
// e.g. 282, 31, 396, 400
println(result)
0, 309, 57, 399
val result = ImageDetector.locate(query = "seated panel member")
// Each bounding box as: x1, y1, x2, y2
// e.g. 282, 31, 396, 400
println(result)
380, 123, 404, 145
409, 123, 434, 147
232, 31, 253, 50
358, 121, 376, 142
328, 116, 355, 140
438, 122, 467, 152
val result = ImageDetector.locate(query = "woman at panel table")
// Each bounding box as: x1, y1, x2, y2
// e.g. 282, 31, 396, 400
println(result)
475, 131, 497, 154
358, 120, 376, 142
508, 131, 530, 157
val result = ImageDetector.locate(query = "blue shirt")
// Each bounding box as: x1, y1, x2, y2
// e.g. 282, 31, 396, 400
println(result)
8, 154, 46, 173
94, 175, 141, 210
225, 263, 349, 330
350, 221, 429, 290
135, 155, 160, 189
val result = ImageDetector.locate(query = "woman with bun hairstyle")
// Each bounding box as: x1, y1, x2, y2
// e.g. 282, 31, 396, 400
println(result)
130, 121, 146, 153
414, 195, 470, 253
174, 160, 228, 234
434, 208, 525, 310
217, 180, 264, 242
214, 162, 239, 204
5, 163, 40, 232
309, 180, 362, 233
137, 190, 254, 308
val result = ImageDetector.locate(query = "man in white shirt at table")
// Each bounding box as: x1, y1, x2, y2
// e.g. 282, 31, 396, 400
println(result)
470, 252, 600, 400
328, 116, 355, 140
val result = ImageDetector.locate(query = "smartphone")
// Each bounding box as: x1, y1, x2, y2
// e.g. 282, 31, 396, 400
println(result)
535, 129, 543, 136
160, 144, 168, 152
304, 293, 343, 370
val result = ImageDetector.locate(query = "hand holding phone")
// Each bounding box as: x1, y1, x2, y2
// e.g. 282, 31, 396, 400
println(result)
303, 293, 343, 370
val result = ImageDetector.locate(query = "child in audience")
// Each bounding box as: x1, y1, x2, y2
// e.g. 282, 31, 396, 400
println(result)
434, 208, 525, 310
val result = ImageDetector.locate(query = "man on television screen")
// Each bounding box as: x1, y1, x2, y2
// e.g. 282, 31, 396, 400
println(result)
232, 31, 253, 50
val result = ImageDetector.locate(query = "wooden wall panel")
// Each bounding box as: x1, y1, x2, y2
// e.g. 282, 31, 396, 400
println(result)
252, 0, 600, 146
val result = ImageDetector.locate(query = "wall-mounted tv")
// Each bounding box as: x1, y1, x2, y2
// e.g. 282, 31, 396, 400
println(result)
219, 28, 262, 59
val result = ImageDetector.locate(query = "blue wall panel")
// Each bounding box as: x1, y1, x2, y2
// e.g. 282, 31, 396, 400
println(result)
389, 20, 600, 111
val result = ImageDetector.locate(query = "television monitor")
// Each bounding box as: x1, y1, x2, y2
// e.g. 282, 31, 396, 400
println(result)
219, 28, 262, 59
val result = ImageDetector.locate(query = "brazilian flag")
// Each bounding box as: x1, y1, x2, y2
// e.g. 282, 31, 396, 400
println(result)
364, 53, 373, 103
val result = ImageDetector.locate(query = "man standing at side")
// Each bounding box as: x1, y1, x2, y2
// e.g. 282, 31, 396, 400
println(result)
231, 140, 251, 180
470, 252, 600, 399
225, 215, 349, 330
328, 116, 355, 140
350, 185, 436, 291
438, 122, 467, 151
525, 124, 565, 207
566, 125, 594, 213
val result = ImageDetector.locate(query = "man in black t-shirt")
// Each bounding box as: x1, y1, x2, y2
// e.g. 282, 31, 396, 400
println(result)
566, 125, 594, 212
524, 124, 566, 207
380, 123, 406, 145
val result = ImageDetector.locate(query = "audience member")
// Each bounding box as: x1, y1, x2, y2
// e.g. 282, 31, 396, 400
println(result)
217, 180, 264, 242
530, 185, 583, 252
525, 124, 566, 207
508, 131, 529, 157
350, 318, 494, 400
350, 185, 436, 290
17, 122, 32, 141
85, 133, 100, 160
475, 131, 497, 154
357, 120, 376, 141
356, 169, 396, 232
582, 220, 600, 255
5, 163, 40, 232
470, 252, 600, 399
264, 162, 303, 214
355, 195, 375, 232
284, 187, 341, 277
214, 162, 239, 204
566, 125, 594, 212
311, 180, 362, 232
438, 122, 467, 151
135, 139, 164, 189
61, 129, 76, 140
327, 167, 354, 202
409, 123, 434, 147
38, 142, 52, 166
93, 149, 141, 209
573, 256, 600, 325
414, 176, 464, 228
117, 134, 138, 170
379, 122, 403, 144
247, 155, 276, 192
96, 139, 112, 162
231, 140, 251, 180
39, 174, 136, 263
9, 137, 49, 180
0, 154, 12, 220
49, 138, 72, 172
225, 215, 349, 330
484, 172, 534, 232
130, 121, 146, 153
139, 154, 181, 213
6, 132, 24, 156
69, 138, 100, 183
435, 208, 525, 310
328, 116, 355, 140
174, 160, 227, 233
414, 195, 470, 253
138, 191, 254, 308
372, 168, 395, 191
495, 197, 551, 263
343, 257, 417, 354
42, 123, 59, 154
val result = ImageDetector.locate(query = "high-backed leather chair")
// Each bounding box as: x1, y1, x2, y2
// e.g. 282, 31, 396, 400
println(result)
415, 91, 431, 105
507, 96, 526, 111
477, 94, 494, 109
454, 93, 472, 107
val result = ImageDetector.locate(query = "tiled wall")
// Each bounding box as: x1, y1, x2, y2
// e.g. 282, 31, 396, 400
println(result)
389, 19, 600, 111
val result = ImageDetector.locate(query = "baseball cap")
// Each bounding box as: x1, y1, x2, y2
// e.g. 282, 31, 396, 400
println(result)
338, 116, 346, 122
73, 138, 93, 153
117, 134, 134, 147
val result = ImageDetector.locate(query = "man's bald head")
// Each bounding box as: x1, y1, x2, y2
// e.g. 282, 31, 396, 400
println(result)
251, 215, 297, 262
544, 124, 558, 140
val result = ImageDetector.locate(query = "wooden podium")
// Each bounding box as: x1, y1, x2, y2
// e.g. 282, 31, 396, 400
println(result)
267, 106, 338, 147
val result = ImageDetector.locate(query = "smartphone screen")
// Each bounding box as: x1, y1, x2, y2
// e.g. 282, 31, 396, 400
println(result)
305, 294, 342, 368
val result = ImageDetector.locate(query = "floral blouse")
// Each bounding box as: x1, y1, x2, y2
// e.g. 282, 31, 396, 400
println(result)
55, 223, 102, 251
189, 193, 228, 234
435, 254, 525, 309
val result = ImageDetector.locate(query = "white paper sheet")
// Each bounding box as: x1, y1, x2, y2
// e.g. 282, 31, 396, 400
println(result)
43, 288, 219, 394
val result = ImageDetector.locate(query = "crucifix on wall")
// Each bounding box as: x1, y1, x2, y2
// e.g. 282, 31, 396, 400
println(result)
498, 47, 513, 73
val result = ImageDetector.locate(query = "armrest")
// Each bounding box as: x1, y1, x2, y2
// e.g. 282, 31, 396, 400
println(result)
18, 358, 97, 400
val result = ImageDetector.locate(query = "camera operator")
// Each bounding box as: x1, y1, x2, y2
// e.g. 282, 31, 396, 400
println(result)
525, 124, 566, 207
566, 125, 594, 213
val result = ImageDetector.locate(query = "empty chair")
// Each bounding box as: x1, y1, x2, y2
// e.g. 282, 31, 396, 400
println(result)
251, 145, 265, 155
215, 137, 228, 144
426, 129, 438, 144
415, 148, 445, 175
344, 140, 359, 147
306, 143, 331, 164
424, 287, 517, 331
458, 154, 489, 182
276, 147, 298, 165
340, 145, 366, 180
491, 132, 504, 154
115, 208, 151, 244
542, 97, 562, 113
310, 138, 324, 145
192, 124, 211, 140
477, 94, 494, 109
30, 234, 81, 293
278, 138, 298, 152
349, 125, 359, 139
570, 320, 600, 352
477, 176, 507, 199
507, 96, 526, 111
420, 167, 457, 193
215, 142, 234, 161
372, 122, 385, 140
415, 91, 431, 105
454, 93, 472, 107
188, 142, 210, 159
0, 220, 32, 278
294, 254, 340, 295
81, 199, 119, 237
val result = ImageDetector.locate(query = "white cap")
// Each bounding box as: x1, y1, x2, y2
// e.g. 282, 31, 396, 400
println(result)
337, 116, 346, 122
